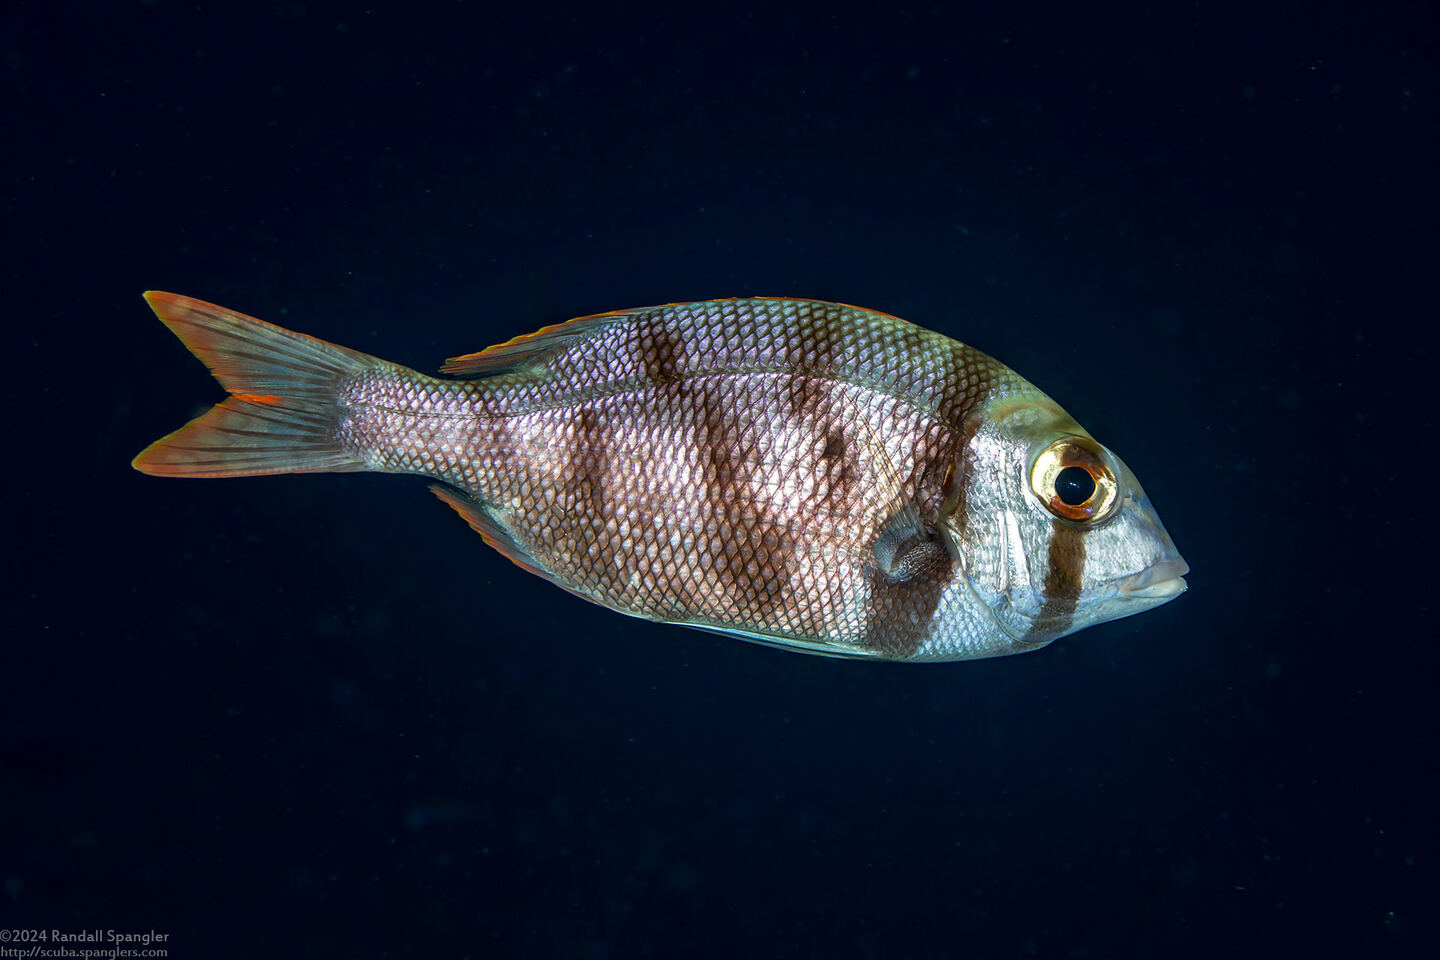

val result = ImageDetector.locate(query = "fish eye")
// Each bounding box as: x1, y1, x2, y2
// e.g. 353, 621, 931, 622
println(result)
1055, 466, 1096, 506
1029, 437, 1119, 523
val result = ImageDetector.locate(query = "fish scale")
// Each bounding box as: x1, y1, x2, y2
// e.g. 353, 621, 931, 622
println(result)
333, 302, 994, 651
134, 292, 1187, 661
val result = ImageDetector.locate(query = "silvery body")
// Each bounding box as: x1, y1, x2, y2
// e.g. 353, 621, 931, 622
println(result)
134, 293, 1188, 661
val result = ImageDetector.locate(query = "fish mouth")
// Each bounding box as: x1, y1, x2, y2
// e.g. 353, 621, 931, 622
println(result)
1118, 558, 1190, 601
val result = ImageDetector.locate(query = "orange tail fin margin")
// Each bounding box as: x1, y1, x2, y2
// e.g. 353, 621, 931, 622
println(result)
132, 291, 377, 478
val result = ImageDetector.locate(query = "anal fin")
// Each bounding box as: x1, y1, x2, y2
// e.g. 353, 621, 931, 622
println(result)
429, 485, 551, 581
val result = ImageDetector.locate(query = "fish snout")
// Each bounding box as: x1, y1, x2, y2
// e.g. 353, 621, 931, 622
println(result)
1118, 557, 1189, 601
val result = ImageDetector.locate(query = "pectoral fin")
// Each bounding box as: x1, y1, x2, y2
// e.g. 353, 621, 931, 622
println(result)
873, 509, 952, 584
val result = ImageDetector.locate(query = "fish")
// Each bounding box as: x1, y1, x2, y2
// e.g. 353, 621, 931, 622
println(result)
132, 291, 1187, 662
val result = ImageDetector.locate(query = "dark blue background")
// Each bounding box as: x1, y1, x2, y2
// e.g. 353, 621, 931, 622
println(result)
4, 2, 1435, 957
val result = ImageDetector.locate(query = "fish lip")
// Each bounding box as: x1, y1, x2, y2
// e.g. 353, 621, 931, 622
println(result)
1117, 557, 1190, 600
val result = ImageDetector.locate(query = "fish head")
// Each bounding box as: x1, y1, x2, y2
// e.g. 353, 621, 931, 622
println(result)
921, 394, 1187, 659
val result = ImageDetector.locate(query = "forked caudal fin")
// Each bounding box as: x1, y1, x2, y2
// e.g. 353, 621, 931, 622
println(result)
132, 291, 379, 477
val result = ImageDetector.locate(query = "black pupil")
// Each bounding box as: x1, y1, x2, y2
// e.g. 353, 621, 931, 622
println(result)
1055, 466, 1096, 506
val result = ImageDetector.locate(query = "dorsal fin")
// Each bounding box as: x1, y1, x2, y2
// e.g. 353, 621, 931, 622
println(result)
439, 307, 643, 377
436, 297, 894, 378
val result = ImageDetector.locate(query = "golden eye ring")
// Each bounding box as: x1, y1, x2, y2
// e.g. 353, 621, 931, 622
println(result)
1029, 436, 1119, 523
